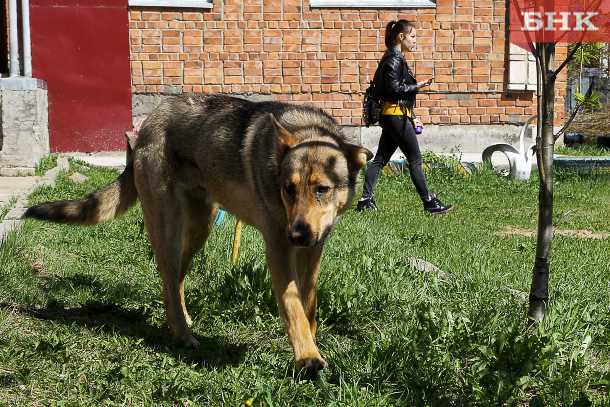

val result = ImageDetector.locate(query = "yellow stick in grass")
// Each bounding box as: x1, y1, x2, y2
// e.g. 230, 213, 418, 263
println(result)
230, 220, 243, 265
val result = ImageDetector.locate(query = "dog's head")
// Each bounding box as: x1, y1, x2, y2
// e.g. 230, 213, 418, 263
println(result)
271, 114, 373, 247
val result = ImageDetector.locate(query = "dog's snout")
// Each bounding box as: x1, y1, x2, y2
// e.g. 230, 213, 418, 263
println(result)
288, 221, 312, 246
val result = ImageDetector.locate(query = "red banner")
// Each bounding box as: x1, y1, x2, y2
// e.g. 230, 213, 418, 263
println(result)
510, 0, 610, 49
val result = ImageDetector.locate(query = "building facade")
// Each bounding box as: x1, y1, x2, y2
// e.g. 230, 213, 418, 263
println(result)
128, 0, 567, 152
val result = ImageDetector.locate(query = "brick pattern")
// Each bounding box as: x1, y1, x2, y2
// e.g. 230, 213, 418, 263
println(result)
129, 0, 567, 125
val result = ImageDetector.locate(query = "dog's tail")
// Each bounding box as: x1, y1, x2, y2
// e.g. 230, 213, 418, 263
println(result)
23, 137, 139, 226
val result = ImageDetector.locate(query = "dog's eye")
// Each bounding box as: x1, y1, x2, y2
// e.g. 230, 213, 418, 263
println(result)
315, 185, 331, 195
284, 183, 296, 196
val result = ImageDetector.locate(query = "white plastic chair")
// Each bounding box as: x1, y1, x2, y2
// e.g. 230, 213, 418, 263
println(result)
482, 115, 537, 181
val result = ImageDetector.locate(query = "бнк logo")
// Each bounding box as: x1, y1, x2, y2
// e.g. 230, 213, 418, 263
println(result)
510, 0, 610, 48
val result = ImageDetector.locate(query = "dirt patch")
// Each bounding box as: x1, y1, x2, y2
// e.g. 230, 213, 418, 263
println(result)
497, 226, 610, 240
567, 106, 610, 139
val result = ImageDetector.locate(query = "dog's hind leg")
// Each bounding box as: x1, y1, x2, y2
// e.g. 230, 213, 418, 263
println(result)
294, 246, 323, 338
179, 192, 217, 327
137, 181, 200, 348
265, 236, 327, 376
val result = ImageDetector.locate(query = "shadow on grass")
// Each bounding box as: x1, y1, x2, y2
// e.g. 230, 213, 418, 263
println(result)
1, 300, 248, 369
555, 169, 610, 182
42, 273, 145, 305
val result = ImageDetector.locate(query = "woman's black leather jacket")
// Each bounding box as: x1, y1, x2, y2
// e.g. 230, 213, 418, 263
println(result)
372, 47, 418, 111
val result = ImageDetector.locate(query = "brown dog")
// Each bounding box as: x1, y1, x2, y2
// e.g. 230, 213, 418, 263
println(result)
24, 94, 372, 376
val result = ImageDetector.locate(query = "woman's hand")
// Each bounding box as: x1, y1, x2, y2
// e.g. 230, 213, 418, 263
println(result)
417, 77, 433, 88
413, 118, 424, 129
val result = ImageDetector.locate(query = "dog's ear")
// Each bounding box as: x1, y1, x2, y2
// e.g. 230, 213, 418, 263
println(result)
344, 143, 373, 172
270, 114, 297, 159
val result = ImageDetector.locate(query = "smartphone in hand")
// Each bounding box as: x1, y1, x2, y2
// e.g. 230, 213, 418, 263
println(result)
418, 77, 434, 88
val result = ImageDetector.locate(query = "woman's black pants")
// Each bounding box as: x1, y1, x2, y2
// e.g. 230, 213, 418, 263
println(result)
362, 115, 431, 202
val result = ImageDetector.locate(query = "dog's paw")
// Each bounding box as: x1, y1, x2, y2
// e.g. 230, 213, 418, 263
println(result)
296, 356, 328, 380
180, 333, 200, 349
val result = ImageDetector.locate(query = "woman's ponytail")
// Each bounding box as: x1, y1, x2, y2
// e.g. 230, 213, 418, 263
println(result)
384, 20, 397, 49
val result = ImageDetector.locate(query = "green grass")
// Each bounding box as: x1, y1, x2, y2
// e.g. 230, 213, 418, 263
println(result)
556, 144, 610, 157
34, 154, 59, 176
0, 197, 17, 222
0, 160, 609, 405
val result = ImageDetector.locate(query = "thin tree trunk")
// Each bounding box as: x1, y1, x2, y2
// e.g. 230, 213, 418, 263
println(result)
579, 48, 583, 94
528, 43, 556, 322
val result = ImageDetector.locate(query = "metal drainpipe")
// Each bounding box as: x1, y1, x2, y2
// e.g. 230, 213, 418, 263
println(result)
8, 0, 20, 76
22, 0, 32, 77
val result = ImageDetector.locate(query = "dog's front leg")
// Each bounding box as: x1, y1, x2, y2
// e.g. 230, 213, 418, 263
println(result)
265, 238, 327, 377
294, 246, 323, 338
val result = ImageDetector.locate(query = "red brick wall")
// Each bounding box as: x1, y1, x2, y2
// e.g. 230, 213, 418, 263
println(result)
128, 0, 567, 126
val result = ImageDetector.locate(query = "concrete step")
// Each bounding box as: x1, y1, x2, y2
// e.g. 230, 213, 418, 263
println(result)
0, 176, 38, 207
66, 152, 126, 170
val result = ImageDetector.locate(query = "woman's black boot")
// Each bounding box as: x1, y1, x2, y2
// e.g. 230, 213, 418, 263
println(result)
423, 194, 452, 215
356, 197, 378, 212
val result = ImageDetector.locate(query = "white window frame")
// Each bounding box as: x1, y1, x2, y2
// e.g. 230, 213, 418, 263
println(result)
507, 44, 537, 91
128, 0, 212, 8
310, 0, 436, 8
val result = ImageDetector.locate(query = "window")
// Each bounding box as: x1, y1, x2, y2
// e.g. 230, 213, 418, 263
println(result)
310, 0, 436, 8
507, 43, 537, 91
507, 12, 537, 91
128, 0, 212, 8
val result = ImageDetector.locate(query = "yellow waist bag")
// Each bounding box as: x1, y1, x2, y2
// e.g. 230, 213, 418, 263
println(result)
381, 102, 413, 118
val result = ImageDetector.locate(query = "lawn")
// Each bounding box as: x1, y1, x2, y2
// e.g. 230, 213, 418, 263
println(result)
0, 197, 17, 223
555, 144, 610, 157
0, 158, 608, 405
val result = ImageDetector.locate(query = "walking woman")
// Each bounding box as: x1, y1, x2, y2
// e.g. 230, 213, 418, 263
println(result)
356, 19, 452, 214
